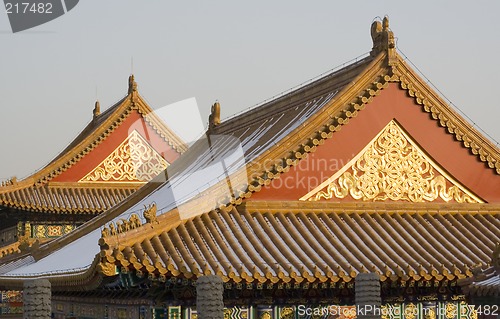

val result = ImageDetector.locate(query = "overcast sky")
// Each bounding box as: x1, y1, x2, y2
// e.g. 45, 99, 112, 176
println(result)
1, 1, 499, 181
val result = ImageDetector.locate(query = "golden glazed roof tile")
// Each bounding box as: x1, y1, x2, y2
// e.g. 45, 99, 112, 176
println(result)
0, 184, 136, 214
98, 202, 500, 285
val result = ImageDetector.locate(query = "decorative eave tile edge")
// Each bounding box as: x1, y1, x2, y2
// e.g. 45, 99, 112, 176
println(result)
0, 182, 159, 266
390, 57, 500, 174
458, 243, 500, 295
0, 185, 137, 214
0, 240, 22, 260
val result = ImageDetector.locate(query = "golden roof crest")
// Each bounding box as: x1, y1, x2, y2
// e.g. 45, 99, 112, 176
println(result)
371, 16, 397, 65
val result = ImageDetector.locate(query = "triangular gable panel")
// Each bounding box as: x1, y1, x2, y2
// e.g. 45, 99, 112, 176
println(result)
250, 83, 500, 203
79, 130, 168, 183
300, 120, 482, 203
51, 110, 179, 183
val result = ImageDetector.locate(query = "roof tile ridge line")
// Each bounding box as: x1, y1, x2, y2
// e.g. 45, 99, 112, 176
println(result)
216, 54, 375, 134
395, 56, 500, 155
47, 181, 143, 189
27, 95, 135, 185
0, 241, 22, 260
134, 93, 188, 153
221, 52, 373, 125
38, 95, 128, 165
390, 56, 500, 174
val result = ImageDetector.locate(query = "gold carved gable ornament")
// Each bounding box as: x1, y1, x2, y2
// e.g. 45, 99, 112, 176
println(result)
301, 120, 483, 203
79, 130, 169, 183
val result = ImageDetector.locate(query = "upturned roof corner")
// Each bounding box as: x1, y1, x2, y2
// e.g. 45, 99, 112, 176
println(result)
371, 16, 397, 66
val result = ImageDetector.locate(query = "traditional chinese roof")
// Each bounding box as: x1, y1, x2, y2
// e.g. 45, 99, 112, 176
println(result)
459, 244, 500, 297
97, 201, 500, 284
0, 17, 499, 293
0, 75, 186, 215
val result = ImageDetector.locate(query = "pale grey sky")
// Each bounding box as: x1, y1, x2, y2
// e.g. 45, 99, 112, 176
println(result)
1, 1, 499, 181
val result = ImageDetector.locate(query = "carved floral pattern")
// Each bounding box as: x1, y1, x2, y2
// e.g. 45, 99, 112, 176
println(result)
80, 130, 168, 182
33, 224, 75, 238
310, 121, 480, 203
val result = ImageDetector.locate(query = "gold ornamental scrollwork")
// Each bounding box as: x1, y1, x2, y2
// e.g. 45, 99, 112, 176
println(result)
259, 312, 271, 319
404, 303, 417, 319
303, 121, 482, 203
280, 307, 294, 319
445, 303, 457, 319
80, 130, 168, 183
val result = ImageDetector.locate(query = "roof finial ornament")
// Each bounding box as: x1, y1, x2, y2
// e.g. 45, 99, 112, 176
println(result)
370, 16, 397, 65
209, 100, 221, 131
93, 100, 101, 119
128, 74, 138, 94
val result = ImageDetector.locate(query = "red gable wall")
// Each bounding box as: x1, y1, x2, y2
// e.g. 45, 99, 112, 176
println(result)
51, 110, 181, 183
251, 83, 500, 203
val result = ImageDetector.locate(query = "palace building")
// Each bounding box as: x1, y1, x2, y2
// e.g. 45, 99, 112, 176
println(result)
0, 76, 186, 314
0, 18, 498, 319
